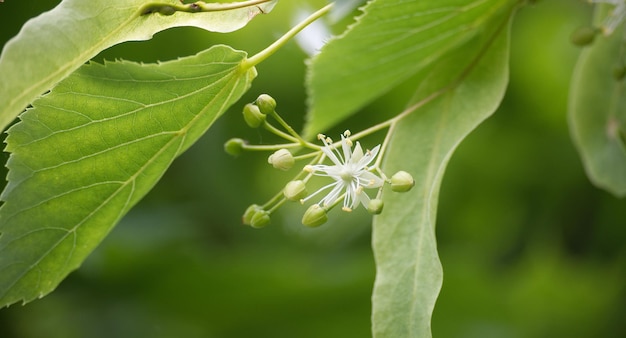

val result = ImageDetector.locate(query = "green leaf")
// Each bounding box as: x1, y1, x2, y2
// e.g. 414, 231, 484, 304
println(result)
569, 5, 626, 197
305, 0, 513, 138
0, 0, 276, 133
371, 8, 513, 338
0, 45, 255, 307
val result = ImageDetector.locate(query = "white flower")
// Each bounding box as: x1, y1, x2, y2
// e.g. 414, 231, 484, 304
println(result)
302, 132, 384, 212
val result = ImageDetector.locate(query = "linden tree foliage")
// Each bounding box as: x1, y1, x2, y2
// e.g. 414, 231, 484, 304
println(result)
307, 1, 517, 336
306, 0, 515, 137
0, 0, 274, 306
0, 0, 276, 133
0, 0, 624, 337
0, 45, 256, 306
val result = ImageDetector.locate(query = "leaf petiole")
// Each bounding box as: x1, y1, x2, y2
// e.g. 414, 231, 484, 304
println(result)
242, 143, 302, 151
242, 3, 334, 69
141, 0, 273, 15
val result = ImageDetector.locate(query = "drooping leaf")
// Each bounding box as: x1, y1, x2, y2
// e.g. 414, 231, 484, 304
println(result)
569, 4, 626, 197
0, 45, 256, 307
371, 7, 514, 338
305, 0, 513, 138
0, 0, 276, 132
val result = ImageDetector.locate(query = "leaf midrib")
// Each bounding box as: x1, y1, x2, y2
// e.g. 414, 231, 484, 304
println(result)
6, 10, 141, 126
16, 66, 236, 148
0, 64, 245, 302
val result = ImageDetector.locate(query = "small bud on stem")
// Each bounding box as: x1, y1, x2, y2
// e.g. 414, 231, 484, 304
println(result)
242, 103, 266, 128
256, 94, 277, 115
250, 210, 271, 228
243, 204, 264, 225
390, 171, 415, 192
268, 149, 295, 171
302, 204, 328, 227
367, 199, 384, 215
224, 138, 246, 157
284, 180, 308, 201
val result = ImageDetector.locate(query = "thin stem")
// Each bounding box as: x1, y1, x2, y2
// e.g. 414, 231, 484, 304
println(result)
242, 3, 334, 68
263, 122, 301, 143
346, 87, 444, 145
348, 120, 394, 142
242, 143, 301, 151
293, 152, 322, 161
375, 186, 384, 199
270, 111, 304, 141
262, 187, 286, 210
271, 111, 320, 148
267, 197, 288, 214
342, 4, 515, 164
264, 118, 320, 149
373, 124, 396, 169
374, 166, 389, 182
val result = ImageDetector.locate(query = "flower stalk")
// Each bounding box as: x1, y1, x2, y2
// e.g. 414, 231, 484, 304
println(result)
230, 94, 416, 228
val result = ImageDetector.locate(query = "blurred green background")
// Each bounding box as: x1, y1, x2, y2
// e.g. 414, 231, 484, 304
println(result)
1, 0, 625, 337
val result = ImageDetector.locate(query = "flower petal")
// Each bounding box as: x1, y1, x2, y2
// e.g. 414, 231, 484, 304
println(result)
356, 144, 381, 168
301, 181, 338, 204
322, 182, 346, 206
320, 144, 342, 166
358, 171, 385, 188
341, 135, 352, 163
350, 142, 364, 164
356, 186, 371, 208
307, 133, 386, 212
308, 164, 342, 179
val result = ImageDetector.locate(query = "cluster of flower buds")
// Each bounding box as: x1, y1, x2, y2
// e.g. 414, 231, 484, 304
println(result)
225, 94, 415, 228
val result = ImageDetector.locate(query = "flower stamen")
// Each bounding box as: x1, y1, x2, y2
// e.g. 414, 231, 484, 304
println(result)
304, 132, 384, 212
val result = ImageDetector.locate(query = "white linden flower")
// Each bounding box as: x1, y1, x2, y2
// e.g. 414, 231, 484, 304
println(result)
302, 132, 384, 212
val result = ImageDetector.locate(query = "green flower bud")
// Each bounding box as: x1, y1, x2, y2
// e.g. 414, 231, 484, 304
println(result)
242, 103, 265, 128
224, 138, 246, 157
390, 171, 415, 192
283, 180, 308, 201
242, 204, 263, 225
302, 204, 328, 227
570, 26, 597, 46
256, 94, 277, 115
367, 199, 384, 215
250, 210, 271, 228
268, 149, 295, 171
159, 5, 176, 16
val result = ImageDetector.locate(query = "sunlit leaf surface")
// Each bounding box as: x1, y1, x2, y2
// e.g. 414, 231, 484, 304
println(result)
0, 0, 276, 132
370, 5, 514, 338
306, 0, 512, 137
0, 45, 256, 307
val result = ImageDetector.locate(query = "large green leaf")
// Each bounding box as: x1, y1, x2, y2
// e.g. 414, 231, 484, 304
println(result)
0, 45, 256, 307
305, 0, 512, 138
371, 7, 514, 338
569, 4, 626, 197
0, 0, 276, 133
